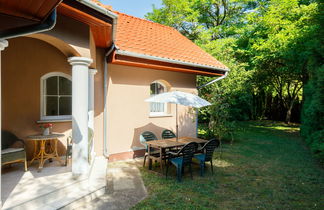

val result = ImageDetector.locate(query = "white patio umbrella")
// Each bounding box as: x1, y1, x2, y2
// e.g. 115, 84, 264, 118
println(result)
145, 91, 211, 140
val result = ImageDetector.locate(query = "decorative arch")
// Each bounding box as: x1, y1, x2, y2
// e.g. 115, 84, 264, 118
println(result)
151, 79, 172, 91
26, 33, 81, 57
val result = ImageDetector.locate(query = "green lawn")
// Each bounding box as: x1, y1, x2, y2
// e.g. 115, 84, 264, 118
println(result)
133, 121, 324, 210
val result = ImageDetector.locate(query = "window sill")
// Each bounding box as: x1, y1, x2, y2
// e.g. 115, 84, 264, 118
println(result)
37, 119, 72, 123
149, 114, 173, 118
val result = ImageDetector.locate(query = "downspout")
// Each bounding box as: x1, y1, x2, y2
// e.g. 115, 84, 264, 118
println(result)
0, 9, 58, 40
196, 71, 229, 137
103, 44, 116, 158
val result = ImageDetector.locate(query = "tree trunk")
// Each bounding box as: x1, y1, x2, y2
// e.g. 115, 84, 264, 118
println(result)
285, 100, 295, 124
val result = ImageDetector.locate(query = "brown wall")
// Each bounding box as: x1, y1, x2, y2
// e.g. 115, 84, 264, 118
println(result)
2, 37, 72, 159
107, 64, 197, 156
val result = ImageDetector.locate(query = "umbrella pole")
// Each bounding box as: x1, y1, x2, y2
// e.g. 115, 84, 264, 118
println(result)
176, 104, 178, 141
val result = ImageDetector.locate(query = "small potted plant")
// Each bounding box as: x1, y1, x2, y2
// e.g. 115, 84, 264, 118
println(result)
39, 123, 53, 135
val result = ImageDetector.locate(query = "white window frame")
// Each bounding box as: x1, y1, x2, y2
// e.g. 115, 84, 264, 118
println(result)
150, 81, 168, 116
40, 72, 72, 121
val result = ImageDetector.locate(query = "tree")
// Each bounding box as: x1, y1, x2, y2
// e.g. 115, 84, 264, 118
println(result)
235, 0, 318, 123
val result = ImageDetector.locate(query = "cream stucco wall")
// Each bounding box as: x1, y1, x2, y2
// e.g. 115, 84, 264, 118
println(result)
107, 64, 197, 155
1, 27, 198, 160
2, 37, 72, 159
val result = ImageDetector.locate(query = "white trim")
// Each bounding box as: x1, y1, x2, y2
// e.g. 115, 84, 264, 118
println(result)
149, 114, 173, 118
116, 49, 230, 72
40, 72, 72, 121
150, 81, 168, 115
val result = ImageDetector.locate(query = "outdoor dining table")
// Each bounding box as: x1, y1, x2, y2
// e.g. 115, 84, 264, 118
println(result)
146, 137, 208, 172
26, 133, 65, 172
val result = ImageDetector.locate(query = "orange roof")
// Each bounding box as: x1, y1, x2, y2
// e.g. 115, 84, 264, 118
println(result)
114, 11, 228, 72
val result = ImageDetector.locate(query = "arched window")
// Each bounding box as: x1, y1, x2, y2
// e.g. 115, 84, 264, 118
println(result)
41, 72, 72, 120
150, 81, 168, 115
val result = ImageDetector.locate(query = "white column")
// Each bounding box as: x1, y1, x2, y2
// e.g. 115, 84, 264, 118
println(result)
0, 39, 8, 207
88, 68, 97, 163
68, 56, 93, 176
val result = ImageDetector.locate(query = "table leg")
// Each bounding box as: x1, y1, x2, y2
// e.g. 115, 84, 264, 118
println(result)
29, 140, 38, 165
160, 148, 163, 172
38, 140, 46, 172
53, 139, 63, 165
148, 145, 152, 170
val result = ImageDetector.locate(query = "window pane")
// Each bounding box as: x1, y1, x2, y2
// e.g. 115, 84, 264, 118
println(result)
156, 83, 165, 94
46, 76, 58, 95
59, 96, 72, 115
150, 83, 157, 95
150, 102, 164, 112
59, 77, 72, 95
46, 96, 58, 116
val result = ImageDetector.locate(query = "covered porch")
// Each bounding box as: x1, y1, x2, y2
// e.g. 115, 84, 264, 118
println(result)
0, 14, 107, 208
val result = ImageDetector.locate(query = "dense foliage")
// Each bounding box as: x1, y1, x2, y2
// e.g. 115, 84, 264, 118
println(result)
146, 0, 323, 162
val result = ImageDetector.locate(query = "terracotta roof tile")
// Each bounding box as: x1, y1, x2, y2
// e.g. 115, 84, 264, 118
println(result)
114, 11, 228, 71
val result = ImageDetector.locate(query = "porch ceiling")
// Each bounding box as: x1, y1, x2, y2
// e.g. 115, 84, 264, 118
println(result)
0, 0, 61, 31
57, 0, 113, 48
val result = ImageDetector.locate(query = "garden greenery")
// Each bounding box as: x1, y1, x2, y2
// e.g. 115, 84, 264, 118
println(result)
147, 0, 323, 163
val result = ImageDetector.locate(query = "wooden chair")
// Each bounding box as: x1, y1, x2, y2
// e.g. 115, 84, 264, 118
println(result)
140, 131, 160, 167
65, 128, 94, 166
161, 129, 176, 139
193, 139, 220, 176
1, 131, 27, 171
166, 142, 198, 182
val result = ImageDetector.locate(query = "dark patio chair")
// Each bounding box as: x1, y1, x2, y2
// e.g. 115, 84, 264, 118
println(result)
193, 139, 220, 176
166, 142, 198, 182
1, 130, 27, 171
140, 131, 160, 167
161, 129, 176, 139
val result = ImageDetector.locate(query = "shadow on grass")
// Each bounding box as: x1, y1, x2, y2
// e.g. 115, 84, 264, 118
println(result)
133, 121, 324, 210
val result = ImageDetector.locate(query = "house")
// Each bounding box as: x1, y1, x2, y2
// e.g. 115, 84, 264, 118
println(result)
0, 0, 228, 208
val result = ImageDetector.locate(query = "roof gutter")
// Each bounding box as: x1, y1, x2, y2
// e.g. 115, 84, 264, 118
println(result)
77, 0, 118, 42
115, 50, 229, 73
0, 9, 58, 40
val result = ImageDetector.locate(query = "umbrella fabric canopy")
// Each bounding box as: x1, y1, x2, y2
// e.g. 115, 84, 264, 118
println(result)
145, 91, 211, 140
145, 91, 211, 108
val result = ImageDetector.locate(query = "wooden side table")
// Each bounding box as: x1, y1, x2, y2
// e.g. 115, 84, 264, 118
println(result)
27, 133, 65, 172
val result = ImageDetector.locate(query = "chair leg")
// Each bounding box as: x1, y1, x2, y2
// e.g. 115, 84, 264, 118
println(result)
166, 160, 169, 179
177, 166, 182, 182
210, 160, 214, 174
189, 164, 193, 180
24, 158, 28, 172
200, 161, 205, 177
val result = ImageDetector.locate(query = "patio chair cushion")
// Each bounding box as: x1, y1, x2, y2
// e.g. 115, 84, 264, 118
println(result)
1, 148, 24, 155
1, 130, 27, 171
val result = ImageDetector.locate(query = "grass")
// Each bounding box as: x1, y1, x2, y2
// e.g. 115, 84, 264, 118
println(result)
132, 121, 324, 210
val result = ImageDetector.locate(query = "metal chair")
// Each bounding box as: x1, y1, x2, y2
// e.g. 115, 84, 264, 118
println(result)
166, 142, 198, 182
161, 129, 176, 139
193, 139, 220, 176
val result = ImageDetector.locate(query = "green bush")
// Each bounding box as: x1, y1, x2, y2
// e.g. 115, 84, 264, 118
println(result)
301, 65, 324, 163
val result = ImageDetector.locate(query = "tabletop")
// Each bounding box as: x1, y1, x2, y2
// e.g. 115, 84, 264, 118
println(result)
146, 137, 207, 149
26, 133, 65, 140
